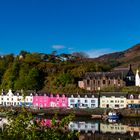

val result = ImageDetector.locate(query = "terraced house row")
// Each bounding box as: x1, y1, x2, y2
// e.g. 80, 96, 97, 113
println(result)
0, 89, 140, 109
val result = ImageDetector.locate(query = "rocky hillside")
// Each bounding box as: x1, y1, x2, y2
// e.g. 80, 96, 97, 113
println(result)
96, 43, 140, 69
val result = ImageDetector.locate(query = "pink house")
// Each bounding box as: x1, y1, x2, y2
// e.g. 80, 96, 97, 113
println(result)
33, 93, 68, 108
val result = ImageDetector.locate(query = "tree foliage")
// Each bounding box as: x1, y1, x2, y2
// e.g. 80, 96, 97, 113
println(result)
0, 51, 112, 93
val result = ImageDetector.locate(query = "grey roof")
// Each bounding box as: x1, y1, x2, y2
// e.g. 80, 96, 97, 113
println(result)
84, 71, 125, 79
126, 94, 140, 99
66, 93, 99, 98
100, 92, 127, 97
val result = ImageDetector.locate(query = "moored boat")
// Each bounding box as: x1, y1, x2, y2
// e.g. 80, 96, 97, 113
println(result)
108, 111, 120, 120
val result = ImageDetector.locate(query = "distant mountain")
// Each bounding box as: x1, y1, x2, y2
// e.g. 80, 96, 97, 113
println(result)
95, 43, 140, 69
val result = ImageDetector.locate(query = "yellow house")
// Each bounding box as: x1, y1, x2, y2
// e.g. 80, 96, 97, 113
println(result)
126, 94, 140, 108
100, 92, 127, 109
100, 123, 127, 134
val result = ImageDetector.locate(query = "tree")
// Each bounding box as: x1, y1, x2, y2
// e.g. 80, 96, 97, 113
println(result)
26, 68, 43, 90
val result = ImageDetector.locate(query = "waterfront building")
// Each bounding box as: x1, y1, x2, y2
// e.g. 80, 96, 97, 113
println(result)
68, 94, 98, 108
19, 93, 33, 107
100, 92, 127, 109
78, 65, 135, 91
127, 125, 140, 133
0, 89, 22, 106
135, 69, 140, 87
100, 123, 127, 134
33, 93, 50, 108
68, 121, 99, 133
0, 89, 33, 107
126, 94, 140, 108
33, 93, 68, 108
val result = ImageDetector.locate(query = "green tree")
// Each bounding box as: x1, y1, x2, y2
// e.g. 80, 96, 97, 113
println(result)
26, 68, 43, 90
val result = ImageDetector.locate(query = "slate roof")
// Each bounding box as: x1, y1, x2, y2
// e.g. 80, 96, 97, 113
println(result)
84, 65, 135, 80
126, 94, 140, 99
66, 93, 99, 98
100, 92, 127, 97
84, 71, 125, 79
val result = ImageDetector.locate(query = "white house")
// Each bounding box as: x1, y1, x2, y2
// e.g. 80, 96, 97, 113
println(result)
0, 89, 22, 106
0, 89, 33, 107
69, 121, 99, 133
68, 94, 99, 108
135, 69, 140, 87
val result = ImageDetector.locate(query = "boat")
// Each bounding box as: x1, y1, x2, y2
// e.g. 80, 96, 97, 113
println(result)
108, 111, 120, 120
108, 118, 117, 123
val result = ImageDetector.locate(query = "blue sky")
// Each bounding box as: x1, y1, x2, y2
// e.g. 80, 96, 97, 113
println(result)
0, 0, 140, 57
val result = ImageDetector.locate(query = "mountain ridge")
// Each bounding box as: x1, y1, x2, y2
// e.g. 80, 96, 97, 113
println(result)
95, 43, 140, 69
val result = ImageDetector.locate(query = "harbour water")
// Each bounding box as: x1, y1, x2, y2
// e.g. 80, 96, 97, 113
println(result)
70, 117, 140, 140
0, 116, 140, 140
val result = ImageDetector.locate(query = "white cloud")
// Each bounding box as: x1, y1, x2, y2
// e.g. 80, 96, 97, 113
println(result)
52, 45, 65, 50
85, 48, 113, 58
68, 47, 73, 50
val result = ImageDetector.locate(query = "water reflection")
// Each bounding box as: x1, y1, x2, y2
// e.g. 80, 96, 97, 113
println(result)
0, 116, 140, 139
68, 118, 140, 139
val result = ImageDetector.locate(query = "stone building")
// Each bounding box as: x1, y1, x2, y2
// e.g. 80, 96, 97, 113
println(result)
78, 65, 135, 91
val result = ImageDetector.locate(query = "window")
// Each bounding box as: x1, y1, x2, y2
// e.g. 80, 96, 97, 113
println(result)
118, 79, 120, 85
78, 100, 80, 103
108, 80, 110, 85
70, 99, 74, 103
91, 104, 95, 107
120, 100, 124, 103
1, 98, 3, 100
84, 104, 88, 107
57, 99, 59, 102
7, 98, 9, 100
131, 101, 134, 103
62, 99, 65, 102
110, 100, 114, 103
103, 80, 106, 85
91, 100, 95, 103
85, 100, 87, 103
87, 79, 90, 85
11, 98, 13, 101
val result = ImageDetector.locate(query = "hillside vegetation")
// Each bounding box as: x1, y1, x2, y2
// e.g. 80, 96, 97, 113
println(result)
0, 43, 139, 93
0, 51, 111, 93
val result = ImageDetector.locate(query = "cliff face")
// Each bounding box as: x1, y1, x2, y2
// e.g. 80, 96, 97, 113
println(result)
96, 43, 140, 69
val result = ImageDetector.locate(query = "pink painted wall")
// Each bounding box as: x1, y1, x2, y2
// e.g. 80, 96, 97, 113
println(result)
33, 94, 68, 108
